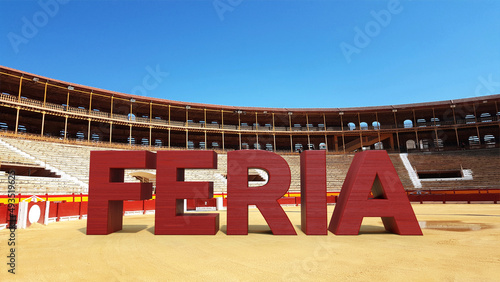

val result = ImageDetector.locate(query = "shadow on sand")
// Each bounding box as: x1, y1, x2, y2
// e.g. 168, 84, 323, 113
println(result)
220, 224, 274, 235
78, 224, 148, 234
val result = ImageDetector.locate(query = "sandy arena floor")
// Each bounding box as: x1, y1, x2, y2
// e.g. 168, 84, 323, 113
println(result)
1, 204, 500, 281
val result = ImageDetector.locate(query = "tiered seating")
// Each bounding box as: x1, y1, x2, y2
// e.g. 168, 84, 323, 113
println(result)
281, 154, 354, 192
389, 155, 415, 190
282, 156, 301, 192
184, 154, 228, 193
181, 155, 273, 193
407, 149, 500, 190
180, 153, 411, 194
0, 175, 83, 195
0, 141, 37, 165
325, 155, 354, 191
0, 137, 86, 194
0, 137, 100, 184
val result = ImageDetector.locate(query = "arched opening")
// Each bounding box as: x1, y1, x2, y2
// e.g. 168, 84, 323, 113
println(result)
347, 122, 356, 131
403, 119, 413, 128
360, 122, 368, 130
372, 121, 380, 130
406, 139, 416, 150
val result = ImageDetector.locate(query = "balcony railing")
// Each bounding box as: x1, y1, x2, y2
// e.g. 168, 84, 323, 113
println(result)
1, 92, 498, 133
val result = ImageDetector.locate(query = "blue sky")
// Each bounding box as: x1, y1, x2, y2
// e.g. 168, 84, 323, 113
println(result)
1, 0, 499, 108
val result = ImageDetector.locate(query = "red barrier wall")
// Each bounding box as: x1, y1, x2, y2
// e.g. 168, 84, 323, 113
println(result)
144, 200, 155, 210
186, 199, 196, 210
326, 196, 337, 204
277, 197, 295, 205
11, 191, 500, 228
195, 198, 217, 208
9, 204, 19, 226
0, 204, 7, 224
124, 201, 144, 212
58, 202, 81, 218
80, 201, 88, 215
295, 197, 301, 205
49, 202, 58, 218
186, 199, 217, 210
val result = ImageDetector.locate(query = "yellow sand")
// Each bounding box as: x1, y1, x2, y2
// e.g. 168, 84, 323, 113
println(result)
1, 204, 500, 281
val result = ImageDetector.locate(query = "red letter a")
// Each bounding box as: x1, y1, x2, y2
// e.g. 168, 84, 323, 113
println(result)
329, 151, 422, 235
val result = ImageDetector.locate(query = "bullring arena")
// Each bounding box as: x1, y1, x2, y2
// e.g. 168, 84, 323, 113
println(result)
0, 66, 499, 280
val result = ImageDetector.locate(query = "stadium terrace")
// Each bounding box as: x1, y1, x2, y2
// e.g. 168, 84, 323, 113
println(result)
0, 66, 499, 155
0, 66, 499, 233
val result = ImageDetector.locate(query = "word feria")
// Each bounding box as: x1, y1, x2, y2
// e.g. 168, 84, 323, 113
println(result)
86, 150, 422, 236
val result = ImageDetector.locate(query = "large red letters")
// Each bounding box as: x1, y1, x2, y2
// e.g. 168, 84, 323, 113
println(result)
155, 151, 219, 235
87, 151, 156, 235
300, 151, 327, 235
87, 150, 422, 236
227, 150, 296, 235
329, 151, 422, 235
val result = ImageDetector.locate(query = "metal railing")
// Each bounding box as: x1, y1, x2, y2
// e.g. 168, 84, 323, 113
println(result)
1, 93, 499, 133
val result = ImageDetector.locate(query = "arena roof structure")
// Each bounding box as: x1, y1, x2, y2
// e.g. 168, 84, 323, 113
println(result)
0, 66, 499, 153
